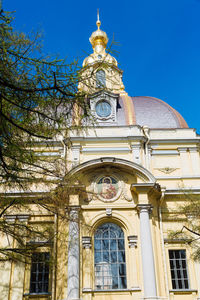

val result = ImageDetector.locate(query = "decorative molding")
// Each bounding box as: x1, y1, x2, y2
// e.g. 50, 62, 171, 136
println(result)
164, 238, 192, 244
4, 214, 29, 223
67, 135, 146, 142
165, 188, 200, 194
82, 288, 92, 292
188, 147, 199, 153
4, 215, 16, 223
82, 236, 92, 249
90, 90, 118, 123
156, 175, 200, 180
178, 147, 188, 153
150, 137, 200, 144
69, 157, 156, 184
155, 167, 178, 174
128, 235, 138, 248
106, 208, 112, 216
151, 150, 178, 155
82, 147, 130, 153
17, 214, 29, 222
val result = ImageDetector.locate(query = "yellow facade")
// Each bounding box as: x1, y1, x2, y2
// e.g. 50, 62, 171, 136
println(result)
1, 16, 200, 300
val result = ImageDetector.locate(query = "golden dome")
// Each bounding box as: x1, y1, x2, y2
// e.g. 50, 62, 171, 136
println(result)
89, 14, 108, 49
82, 12, 118, 68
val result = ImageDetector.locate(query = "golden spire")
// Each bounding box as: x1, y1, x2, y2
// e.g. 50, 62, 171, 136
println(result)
89, 10, 108, 51
96, 8, 101, 29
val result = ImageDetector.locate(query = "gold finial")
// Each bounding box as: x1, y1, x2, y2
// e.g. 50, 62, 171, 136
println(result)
96, 8, 101, 30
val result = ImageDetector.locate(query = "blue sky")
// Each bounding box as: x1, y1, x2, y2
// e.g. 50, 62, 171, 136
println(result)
4, 0, 200, 131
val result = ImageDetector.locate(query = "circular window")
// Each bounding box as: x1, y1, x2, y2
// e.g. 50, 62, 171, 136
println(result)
95, 101, 111, 118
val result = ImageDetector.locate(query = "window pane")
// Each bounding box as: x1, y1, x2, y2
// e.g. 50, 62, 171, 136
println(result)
112, 277, 118, 289
103, 251, 109, 262
94, 223, 127, 290
30, 252, 50, 294
169, 250, 189, 290
118, 251, 125, 262
94, 239, 101, 250
119, 264, 126, 276
111, 251, 117, 263
120, 276, 127, 289
110, 239, 117, 250
118, 239, 124, 250
103, 239, 109, 250
95, 251, 101, 263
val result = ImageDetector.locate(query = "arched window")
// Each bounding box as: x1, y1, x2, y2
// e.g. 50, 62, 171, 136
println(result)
94, 223, 127, 290
96, 69, 106, 88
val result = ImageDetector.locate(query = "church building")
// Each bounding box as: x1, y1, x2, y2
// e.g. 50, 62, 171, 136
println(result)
1, 15, 200, 300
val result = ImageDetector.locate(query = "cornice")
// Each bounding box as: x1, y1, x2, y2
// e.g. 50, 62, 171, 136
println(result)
150, 139, 200, 144
66, 136, 146, 142
156, 175, 200, 180
165, 188, 200, 194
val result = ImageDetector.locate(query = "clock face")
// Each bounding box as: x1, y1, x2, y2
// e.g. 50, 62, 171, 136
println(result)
95, 101, 111, 118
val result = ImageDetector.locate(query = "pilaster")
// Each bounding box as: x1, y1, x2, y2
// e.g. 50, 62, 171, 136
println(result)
128, 236, 140, 289
189, 147, 200, 175
82, 237, 92, 295
131, 144, 141, 164
178, 147, 191, 176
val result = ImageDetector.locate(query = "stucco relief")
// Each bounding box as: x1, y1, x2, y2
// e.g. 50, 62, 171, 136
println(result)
87, 172, 132, 202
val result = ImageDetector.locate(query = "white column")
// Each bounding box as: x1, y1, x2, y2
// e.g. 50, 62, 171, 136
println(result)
138, 204, 157, 300
67, 207, 80, 300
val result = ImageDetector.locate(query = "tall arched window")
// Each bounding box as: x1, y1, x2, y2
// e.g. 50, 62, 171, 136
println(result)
94, 223, 127, 290
96, 69, 106, 88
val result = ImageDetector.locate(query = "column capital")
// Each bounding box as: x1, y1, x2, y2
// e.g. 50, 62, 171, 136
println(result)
131, 143, 141, 149
67, 206, 80, 221
137, 204, 153, 214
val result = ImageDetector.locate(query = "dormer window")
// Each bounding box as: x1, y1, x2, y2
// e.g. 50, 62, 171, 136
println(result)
96, 69, 106, 88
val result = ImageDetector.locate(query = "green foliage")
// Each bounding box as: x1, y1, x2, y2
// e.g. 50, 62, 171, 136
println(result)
0, 8, 92, 261
169, 192, 200, 260
0, 9, 89, 185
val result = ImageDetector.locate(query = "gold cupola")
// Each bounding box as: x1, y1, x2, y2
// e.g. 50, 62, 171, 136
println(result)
80, 11, 125, 94
82, 12, 118, 67
89, 13, 108, 52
